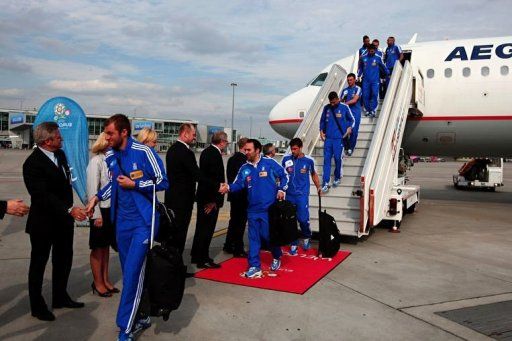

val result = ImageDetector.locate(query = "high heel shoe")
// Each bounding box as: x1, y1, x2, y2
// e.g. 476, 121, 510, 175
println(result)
108, 287, 120, 294
91, 282, 112, 297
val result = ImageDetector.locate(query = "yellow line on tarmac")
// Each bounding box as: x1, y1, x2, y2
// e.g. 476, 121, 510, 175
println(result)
213, 227, 228, 238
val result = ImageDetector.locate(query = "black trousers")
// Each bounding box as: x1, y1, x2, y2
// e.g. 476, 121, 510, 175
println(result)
224, 200, 248, 253
190, 203, 220, 263
28, 226, 74, 313
167, 202, 193, 256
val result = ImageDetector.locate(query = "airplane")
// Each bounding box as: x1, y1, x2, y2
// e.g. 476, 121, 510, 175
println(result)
269, 35, 512, 157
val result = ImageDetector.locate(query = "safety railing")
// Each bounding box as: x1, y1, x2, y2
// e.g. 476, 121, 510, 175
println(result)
358, 61, 405, 233
294, 64, 347, 155
369, 61, 413, 227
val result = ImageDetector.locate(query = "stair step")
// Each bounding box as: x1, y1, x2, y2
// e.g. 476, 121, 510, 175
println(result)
309, 184, 360, 196
310, 208, 359, 222
311, 196, 359, 209
311, 148, 369, 158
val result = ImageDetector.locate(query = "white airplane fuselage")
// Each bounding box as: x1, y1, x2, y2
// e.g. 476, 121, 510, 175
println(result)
269, 36, 512, 157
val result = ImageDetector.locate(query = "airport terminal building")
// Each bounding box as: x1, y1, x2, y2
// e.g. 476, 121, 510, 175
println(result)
0, 108, 236, 152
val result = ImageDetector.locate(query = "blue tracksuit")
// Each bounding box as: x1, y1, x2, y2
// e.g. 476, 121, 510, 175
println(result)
341, 85, 362, 151
229, 156, 289, 269
358, 54, 389, 112
282, 154, 316, 241
384, 44, 402, 70
97, 137, 168, 334
359, 45, 368, 56
319, 102, 355, 186
384, 44, 402, 93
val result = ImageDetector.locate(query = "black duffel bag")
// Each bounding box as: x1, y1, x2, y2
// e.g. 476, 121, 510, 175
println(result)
143, 242, 186, 321
318, 195, 342, 258
268, 200, 300, 246
138, 187, 186, 321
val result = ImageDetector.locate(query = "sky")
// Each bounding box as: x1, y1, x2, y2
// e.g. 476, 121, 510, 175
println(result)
0, 0, 511, 139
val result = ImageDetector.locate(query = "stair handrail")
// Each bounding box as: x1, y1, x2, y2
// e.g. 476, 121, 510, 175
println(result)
359, 61, 404, 233
294, 64, 348, 155
369, 61, 414, 226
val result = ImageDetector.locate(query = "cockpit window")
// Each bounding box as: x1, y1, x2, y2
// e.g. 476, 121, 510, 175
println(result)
310, 73, 328, 86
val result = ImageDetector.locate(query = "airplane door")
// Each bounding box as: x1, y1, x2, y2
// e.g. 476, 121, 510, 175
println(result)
413, 69, 425, 115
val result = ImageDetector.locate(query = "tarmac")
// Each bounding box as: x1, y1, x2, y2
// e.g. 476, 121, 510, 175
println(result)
0, 149, 511, 341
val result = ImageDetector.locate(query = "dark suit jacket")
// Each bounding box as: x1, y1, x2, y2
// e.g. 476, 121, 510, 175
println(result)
23, 147, 73, 234
227, 151, 248, 204
165, 141, 201, 209
196, 145, 225, 207
0, 200, 6, 220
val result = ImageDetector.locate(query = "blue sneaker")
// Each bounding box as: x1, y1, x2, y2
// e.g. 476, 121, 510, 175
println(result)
244, 267, 262, 278
118, 331, 134, 341
333, 179, 341, 187
321, 184, 330, 193
302, 238, 311, 251
270, 258, 281, 271
289, 245, 298, 256
132, 316, 151, 335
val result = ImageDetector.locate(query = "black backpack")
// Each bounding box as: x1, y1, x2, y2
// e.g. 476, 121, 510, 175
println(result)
268, 200, 300, 246
318, 195, 342, 257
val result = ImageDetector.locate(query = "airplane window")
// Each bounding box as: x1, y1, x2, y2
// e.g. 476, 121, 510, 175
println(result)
481, 66, 490, 77
427, 69, 434, 78
462, 67, 471, 77
444, 68, 452, 78
501, 66, 509, 76
310, 73, 328, 86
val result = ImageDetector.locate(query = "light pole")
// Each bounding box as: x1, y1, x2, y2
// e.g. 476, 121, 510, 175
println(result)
230, 82, 237, 152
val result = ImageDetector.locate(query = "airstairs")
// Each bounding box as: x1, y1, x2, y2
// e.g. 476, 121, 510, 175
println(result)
293, 53, 420, 237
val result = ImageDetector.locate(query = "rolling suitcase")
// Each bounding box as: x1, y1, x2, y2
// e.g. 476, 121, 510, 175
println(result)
318, 194, 342, 258
269, 199, 300, 246
140, 185, 186, 321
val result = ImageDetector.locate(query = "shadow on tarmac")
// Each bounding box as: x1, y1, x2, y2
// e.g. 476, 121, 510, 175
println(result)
420, 185, 512, 204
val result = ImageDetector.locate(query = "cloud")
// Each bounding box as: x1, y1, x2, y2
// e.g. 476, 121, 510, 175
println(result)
0, 0, 511, 140
0, 58, 32, 73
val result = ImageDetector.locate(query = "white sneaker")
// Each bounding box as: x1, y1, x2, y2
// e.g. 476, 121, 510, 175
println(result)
321, 184, 330, 193
332, 179, 341, 187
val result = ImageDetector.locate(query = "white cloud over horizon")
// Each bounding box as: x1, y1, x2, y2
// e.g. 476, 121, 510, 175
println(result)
0, 0, 511, 138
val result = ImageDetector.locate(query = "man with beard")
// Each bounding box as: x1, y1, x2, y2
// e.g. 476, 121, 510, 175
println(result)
86, 114, 168, 341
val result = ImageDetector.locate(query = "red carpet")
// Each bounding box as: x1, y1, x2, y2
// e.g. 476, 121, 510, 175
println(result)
194, 247, 351, 295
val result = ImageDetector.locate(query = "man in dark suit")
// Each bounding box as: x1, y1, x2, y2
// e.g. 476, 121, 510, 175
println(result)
190, 131, 228, 268
164, 123, 221, 257
0, 199, 29, 219
223, 137, 249, 257
23, 122, 87, 321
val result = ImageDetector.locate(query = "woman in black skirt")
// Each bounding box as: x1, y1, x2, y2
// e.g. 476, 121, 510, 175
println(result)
87, 133, 118, 297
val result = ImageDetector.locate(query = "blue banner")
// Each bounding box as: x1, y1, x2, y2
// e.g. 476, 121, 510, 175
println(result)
34, 97, 89, 204
133, 120, 154, 131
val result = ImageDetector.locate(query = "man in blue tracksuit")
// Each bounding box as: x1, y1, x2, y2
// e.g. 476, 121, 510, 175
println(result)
223, 139, 289, 278
341, 73, 362, 155
358, 44, 389, 117
359, 35, 371, 57
383, 36, 404, 96
86, 114, 168, 341
319, 91, 355, 193
282, 138, 321, 255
